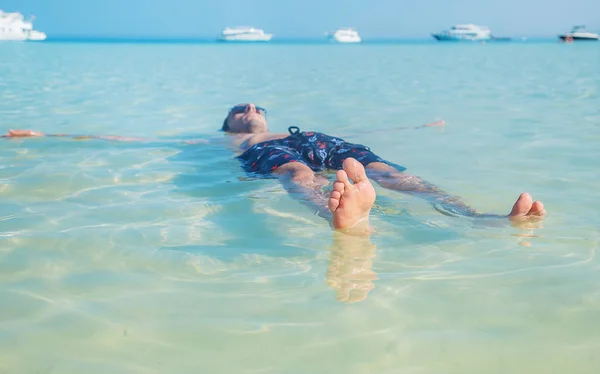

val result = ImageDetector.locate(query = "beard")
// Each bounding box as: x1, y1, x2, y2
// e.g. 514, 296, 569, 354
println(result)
244, 117, 267, 132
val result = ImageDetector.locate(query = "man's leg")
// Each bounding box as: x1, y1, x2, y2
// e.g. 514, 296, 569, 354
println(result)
364, 162, 545, 218
273, 159, 376, 234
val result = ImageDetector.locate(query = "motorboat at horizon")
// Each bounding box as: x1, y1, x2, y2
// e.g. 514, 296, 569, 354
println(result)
558, 25, 599, 41
432, 24, 492, 41
0, 9, 46, 41
326, 28, 361, 43
218, 26, 273, 42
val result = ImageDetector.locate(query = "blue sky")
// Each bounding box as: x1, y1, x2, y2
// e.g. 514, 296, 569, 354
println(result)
3, 0, 599, 38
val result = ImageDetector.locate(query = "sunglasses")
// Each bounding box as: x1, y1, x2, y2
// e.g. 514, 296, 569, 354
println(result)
229, 105, 267, 116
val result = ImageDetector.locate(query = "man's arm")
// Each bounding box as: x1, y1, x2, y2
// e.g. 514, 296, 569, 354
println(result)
340, 120, 445, 138
1, 129, 208, 145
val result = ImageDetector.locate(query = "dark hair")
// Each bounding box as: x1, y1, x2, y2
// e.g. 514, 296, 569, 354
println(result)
221, 117, 230, 132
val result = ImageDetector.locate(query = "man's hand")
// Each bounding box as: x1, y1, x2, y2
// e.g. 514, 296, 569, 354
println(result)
183, 139, 210, 145
423, 120, 445, 128
1, 129, 45, 138
1, 129, 208, 146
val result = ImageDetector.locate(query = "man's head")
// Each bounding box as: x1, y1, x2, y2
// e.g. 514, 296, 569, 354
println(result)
221, 103, 268, 134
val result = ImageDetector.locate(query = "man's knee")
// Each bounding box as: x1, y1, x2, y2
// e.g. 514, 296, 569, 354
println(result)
274, 162, 315, 182
365, 162, 403, 179
366, 162, 435, 192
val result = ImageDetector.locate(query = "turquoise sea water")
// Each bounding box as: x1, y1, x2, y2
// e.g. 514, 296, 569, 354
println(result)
1, 41, 599, 373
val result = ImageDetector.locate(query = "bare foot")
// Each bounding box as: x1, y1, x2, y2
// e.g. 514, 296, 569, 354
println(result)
328, 158, 376, 234
508, 192, 546, 219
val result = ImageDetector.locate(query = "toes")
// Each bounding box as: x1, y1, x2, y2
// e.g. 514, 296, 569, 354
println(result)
330, 190, 342, 201
335, 169, 351, 188
328, 190, 342, 212
528, 201, 545, 216
332, 181, 345, 193
342, 158, 368, 184
509, 193, 546, 219
509, 192, 533, 217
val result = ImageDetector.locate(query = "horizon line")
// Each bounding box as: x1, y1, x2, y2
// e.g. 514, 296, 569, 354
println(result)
43, 35, 561, 41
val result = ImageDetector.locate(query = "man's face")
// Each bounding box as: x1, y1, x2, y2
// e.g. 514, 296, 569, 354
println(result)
225, 103, 268, 133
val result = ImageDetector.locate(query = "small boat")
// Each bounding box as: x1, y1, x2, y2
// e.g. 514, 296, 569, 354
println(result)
218, 26, 273, 42
326, 28, 361, 43
558, 25, 599, 42
432, 24, 492, 41
0, 10, 46, 41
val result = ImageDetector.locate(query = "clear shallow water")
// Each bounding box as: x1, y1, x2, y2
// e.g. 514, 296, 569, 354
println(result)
1, 42, 599, 373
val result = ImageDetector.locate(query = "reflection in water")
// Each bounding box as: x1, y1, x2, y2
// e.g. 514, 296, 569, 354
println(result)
510, 217, 544, 246
326, 232, 378, 303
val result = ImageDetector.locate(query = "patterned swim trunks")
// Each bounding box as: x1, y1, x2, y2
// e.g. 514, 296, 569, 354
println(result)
237, 126, 406, 175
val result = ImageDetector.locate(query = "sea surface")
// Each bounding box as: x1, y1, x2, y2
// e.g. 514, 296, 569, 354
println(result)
1, 40, 599, 373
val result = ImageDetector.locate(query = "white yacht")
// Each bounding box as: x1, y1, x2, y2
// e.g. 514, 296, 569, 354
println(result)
558, 25, 599, 41
218, 26, 273, 42
432, 24, 491, 41
327, 28, 361, 43
0, 10, 46, 41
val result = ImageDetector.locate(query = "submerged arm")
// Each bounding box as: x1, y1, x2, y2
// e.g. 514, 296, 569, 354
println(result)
1, 129, 209, 145
340, 120, 445, 138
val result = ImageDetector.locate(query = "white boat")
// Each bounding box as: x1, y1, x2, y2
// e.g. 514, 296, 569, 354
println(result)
218, 26, 273, 42
558, 25, 599, 41
432, 24, 491, 41
327, 28, 361, 43
0, 10, 46, 41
